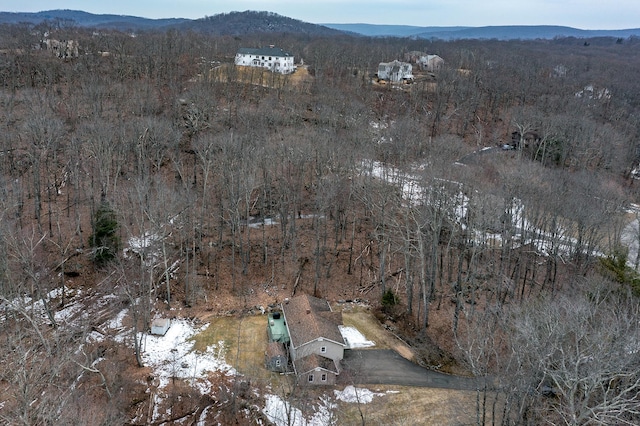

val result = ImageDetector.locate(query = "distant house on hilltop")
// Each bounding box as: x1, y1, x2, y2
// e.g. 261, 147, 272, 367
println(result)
404, 51, 444, 72
234, 46, 295, 74
511, 129, 541, 150
418, 54, 444, 72
378, 60, 413, 82
404, 51, 425, 63
42, 39, 79, 58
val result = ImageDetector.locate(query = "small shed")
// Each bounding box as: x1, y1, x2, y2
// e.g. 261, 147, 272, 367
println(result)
265, 342, 289, 372
151, 318, 170, 336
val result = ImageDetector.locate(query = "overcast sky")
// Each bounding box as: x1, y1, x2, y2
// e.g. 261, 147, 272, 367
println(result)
2, 0, 637, 29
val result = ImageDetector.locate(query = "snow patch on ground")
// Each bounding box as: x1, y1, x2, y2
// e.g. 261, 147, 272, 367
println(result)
334, 385, 385, 403
0, 287, 80, 324
139, 319, 235, 391
362, 159, 607, 260
95, 293, 118, 308
109, 308, 130, 342
339, 326, 375, 348
263, 394, 307, 426
308, 396, 336, 426
54, 300, 86, 323
263, 394, 336, 426
248, 217, 279, 228
127, 232, 161, 251
124, 232, 162, 265
46, 287, 65, 300
196, 405, 212, 426
86, 330, 106, 343
246, 214, 323, 229
621, 218, 640, 269
262, 386, 388, 426
138, 318, 236, 422
107, 308, 128, 329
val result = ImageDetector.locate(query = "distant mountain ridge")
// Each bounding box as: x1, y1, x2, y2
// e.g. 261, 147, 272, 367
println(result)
0, 9, 342, 36
324, 23, 640, 40
174, 11, 343, 36
0, 9, 189, 30
323, 24, 472, 38
1, 9, 639, 40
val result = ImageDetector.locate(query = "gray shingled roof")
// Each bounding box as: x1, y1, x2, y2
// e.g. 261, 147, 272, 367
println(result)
282, 294, 344, 348
266, 341, 287, 358
294, 353, 339, 375
237, 46, 293, 57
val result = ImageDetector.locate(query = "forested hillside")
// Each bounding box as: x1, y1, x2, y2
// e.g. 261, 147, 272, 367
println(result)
1, 19, 640, 425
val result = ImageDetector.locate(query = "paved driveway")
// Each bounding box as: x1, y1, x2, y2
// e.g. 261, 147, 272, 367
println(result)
338, 349, 480, 391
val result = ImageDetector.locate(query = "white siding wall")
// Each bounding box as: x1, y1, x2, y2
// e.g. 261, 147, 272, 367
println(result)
234, 53, 295, 74
303, 369, 337, 386
295, 339, 344, 362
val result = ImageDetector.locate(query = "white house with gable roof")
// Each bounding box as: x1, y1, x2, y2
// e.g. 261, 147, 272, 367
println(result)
378, 60, 413, 82
234, 46, 295, 74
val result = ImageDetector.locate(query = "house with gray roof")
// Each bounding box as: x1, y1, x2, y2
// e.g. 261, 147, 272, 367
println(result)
281, 294, 345, 385
234, 46, 295, 74
418, 54, 444, 72
404, 51, 444, 72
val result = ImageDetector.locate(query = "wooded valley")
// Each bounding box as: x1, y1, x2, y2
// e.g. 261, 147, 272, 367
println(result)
1, 17, 640, 425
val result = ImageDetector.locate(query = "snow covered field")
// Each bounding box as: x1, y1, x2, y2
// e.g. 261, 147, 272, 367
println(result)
134, 319, 235, 422
138, 319, 235, 391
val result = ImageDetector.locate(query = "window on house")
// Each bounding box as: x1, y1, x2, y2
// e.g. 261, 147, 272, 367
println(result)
320, 346, 327, 353
321, 374, 327, 381
308, 375, 314, 382
269, 56, 272, 60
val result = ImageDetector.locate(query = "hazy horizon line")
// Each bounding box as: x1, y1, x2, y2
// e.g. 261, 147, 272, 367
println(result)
1, 8, 638, 32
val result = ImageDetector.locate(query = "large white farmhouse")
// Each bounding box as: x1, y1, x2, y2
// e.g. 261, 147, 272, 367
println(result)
234, 46, 295, 74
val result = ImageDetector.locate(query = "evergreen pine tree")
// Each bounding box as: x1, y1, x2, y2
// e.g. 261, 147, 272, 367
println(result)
89, 201, 120, 266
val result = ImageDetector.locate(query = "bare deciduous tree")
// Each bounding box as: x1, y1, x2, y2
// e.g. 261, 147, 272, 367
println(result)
508, 284, 640, 425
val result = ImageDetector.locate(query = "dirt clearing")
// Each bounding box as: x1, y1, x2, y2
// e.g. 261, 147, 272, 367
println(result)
190, 307, 482, 424
335, 385, 480, 425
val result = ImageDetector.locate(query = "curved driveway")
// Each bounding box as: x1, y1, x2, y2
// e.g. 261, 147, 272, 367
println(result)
338, 349, 480, 391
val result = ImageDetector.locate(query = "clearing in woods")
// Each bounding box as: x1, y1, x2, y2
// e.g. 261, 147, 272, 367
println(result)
193, 306, 486, 425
